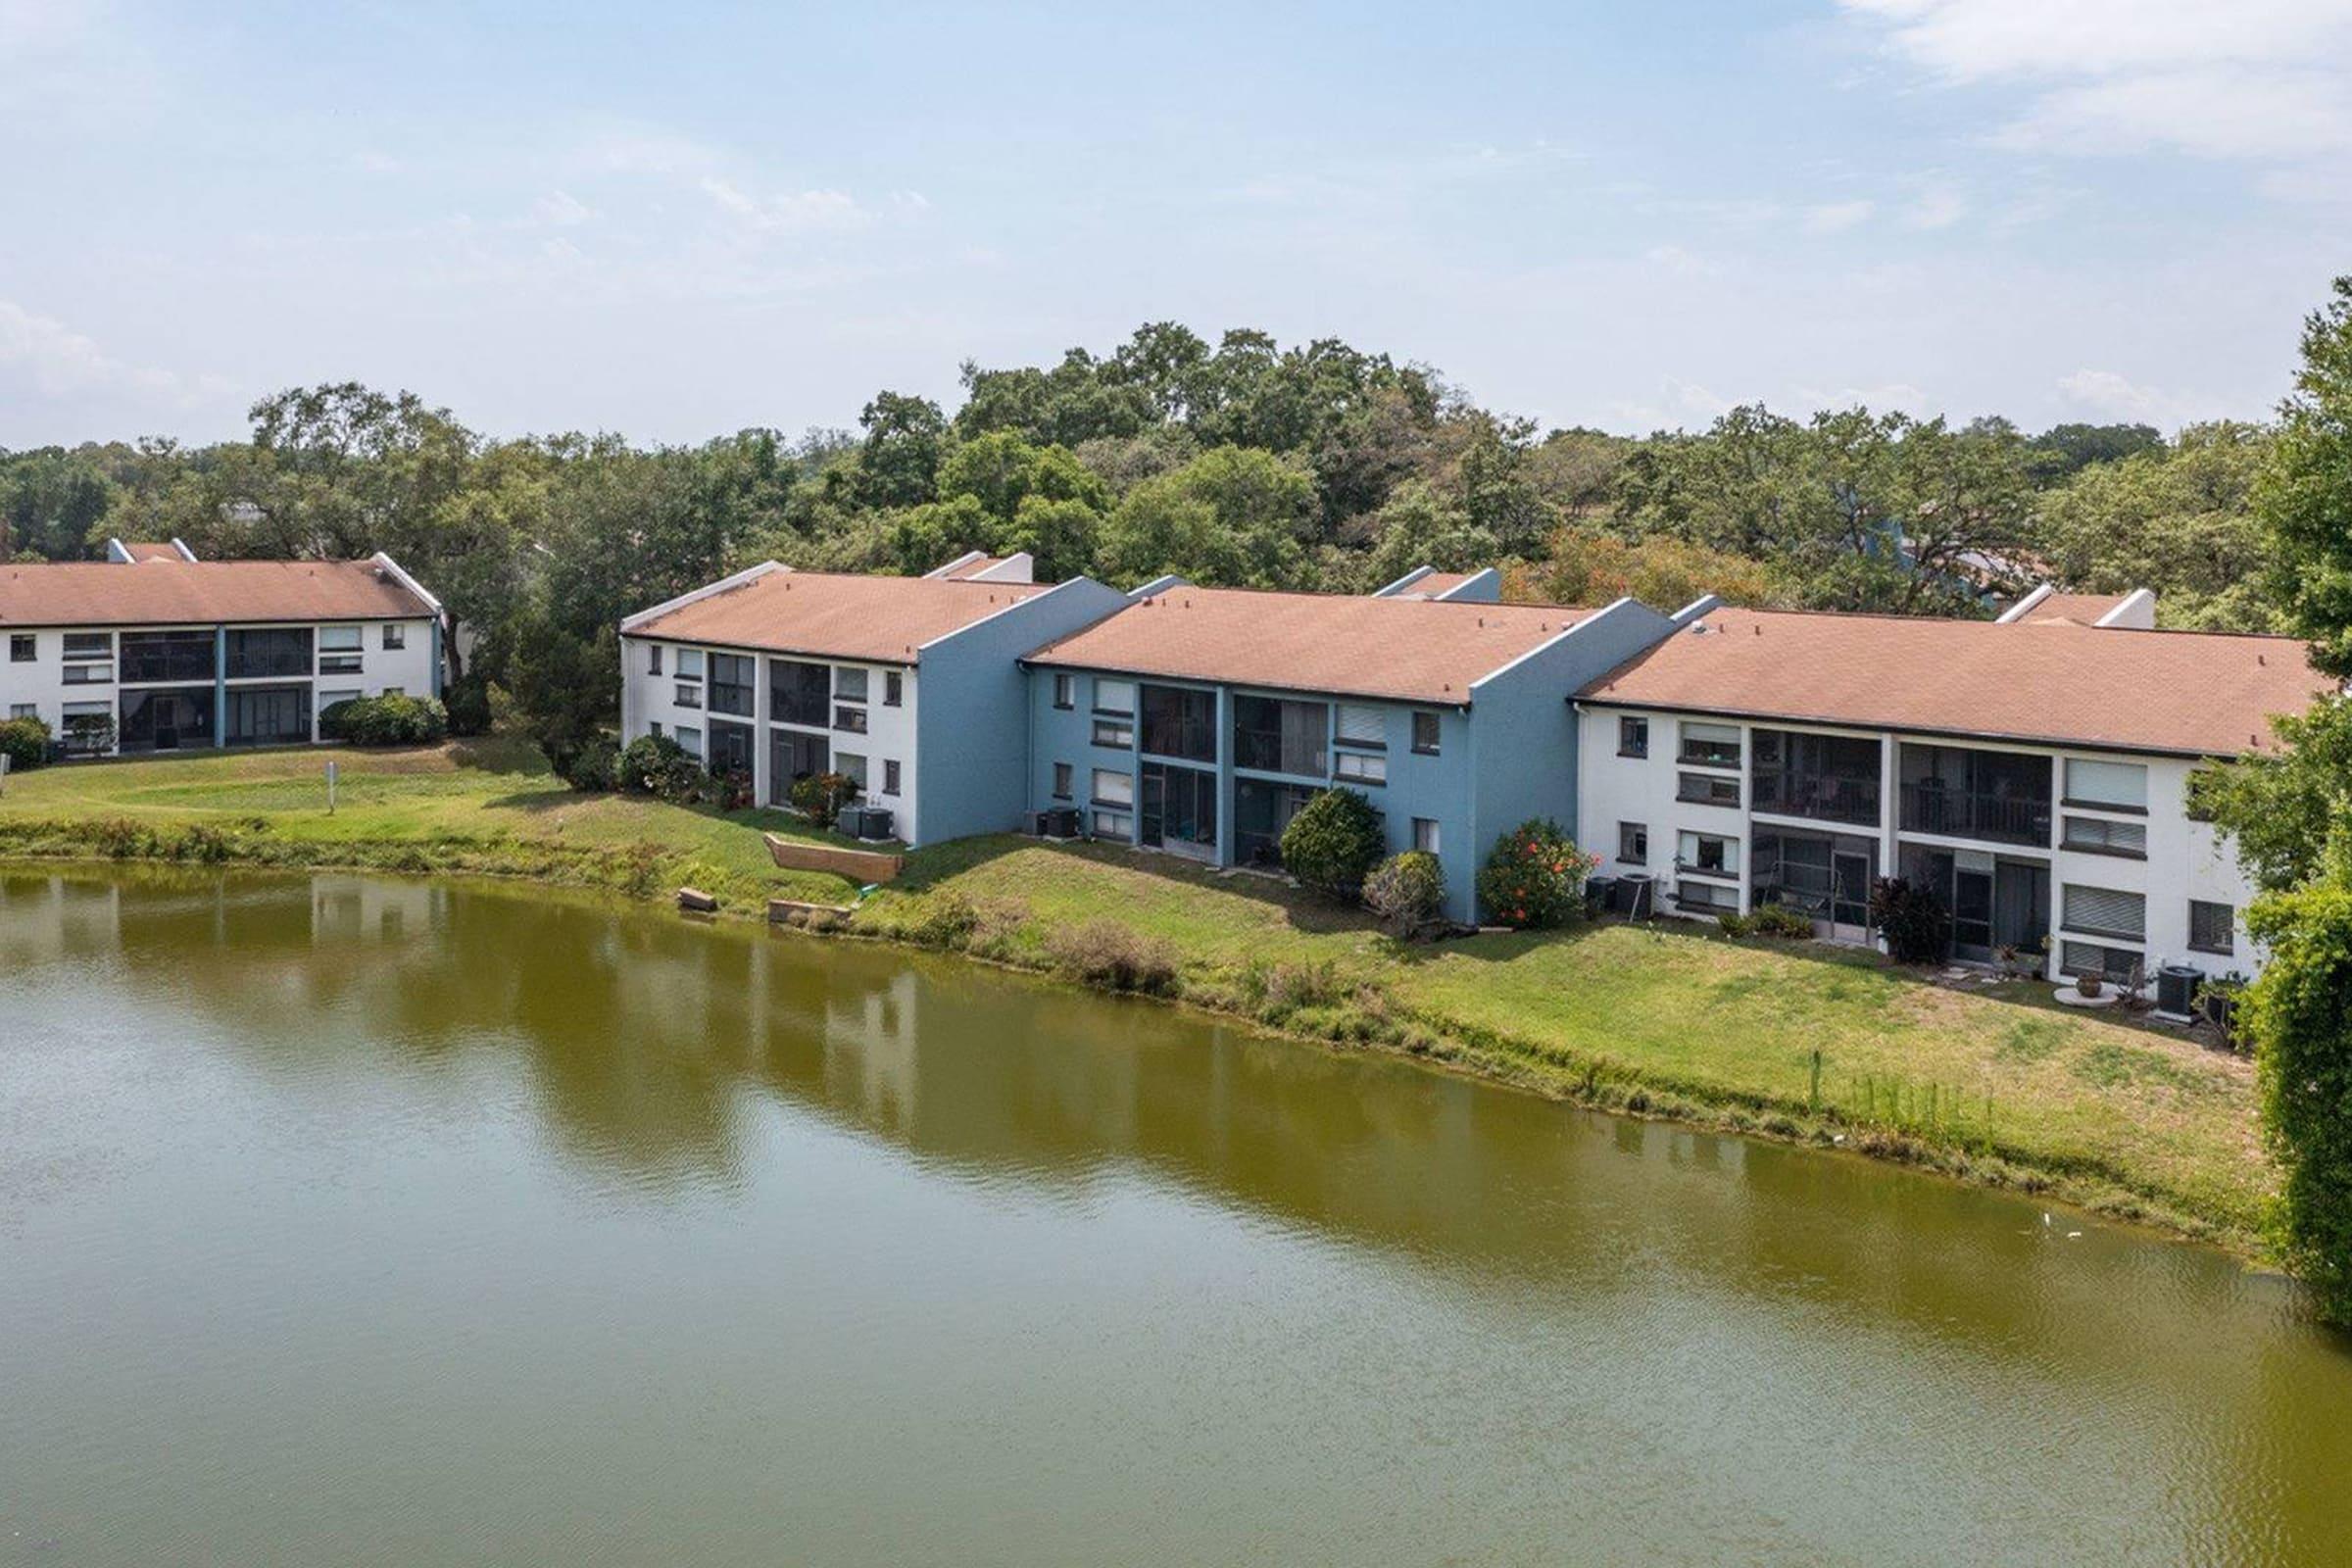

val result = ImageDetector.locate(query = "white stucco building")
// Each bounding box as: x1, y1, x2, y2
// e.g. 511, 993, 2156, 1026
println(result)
0, 543, 443, 756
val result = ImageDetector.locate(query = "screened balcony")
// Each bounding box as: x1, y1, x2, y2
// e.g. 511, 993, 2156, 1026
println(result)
1749, 729, 1882, 827
1898, 743, 2052, 847
1232, 695, 1328, 777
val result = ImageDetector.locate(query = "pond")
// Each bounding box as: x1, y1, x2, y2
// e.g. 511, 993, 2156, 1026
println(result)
2, 867, 2346, 1566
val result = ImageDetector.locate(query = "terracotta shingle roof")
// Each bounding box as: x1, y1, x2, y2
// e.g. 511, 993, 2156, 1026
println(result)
1580, 608, 2336, 758
623, 570, 1054, 663
1024, 587, 1591, 704
0, 560, 437, 628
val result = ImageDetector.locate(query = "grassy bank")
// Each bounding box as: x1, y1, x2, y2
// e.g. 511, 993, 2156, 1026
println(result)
0, 740, 2270, 1250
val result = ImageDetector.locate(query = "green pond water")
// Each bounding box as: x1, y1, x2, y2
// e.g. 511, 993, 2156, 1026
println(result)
2, 867, 2347, 1567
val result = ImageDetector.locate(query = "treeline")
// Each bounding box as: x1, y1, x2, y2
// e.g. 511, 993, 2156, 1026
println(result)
0, 321, 2285, 742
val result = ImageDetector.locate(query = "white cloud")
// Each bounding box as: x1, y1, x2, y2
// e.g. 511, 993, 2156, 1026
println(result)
699, 176, 877, 234
1904, 185, 1965, 229
1642, 244, 1715, 276
1839, 0, 2352, 168
531, 190, 595, 226
0, 299, 230, 407
2053, 368, 2213, 428
1802, 199, 1875, 233
1607, 376, 1739, 432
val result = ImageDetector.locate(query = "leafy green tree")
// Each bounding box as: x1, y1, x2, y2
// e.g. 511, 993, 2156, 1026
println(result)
1099, 446, 1318, 588
853, 391, 948, 510
1279, 788, 1386, 899
2243, 843, 2352, 1324
2192, 698, 2352, 895
1004, 495, 1102, 582
0, 448, 116, 560
2036, 422, 2278, 631
884, 494, 995, 577
2259, 275, 2352, 678
2026, 421, 2164, 480
937, 430, 1106, 526
1359, 480, 1497, 589
502, 597, 618, 772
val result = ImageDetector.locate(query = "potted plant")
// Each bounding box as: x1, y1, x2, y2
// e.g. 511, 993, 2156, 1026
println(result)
2076, 968, 2105, 1000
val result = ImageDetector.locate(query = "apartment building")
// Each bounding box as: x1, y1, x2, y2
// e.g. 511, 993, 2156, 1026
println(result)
1021, 584, 1680, 923
1574, 602, 2336, 983
0, 545, 444, 756
618, 563, 1128, 846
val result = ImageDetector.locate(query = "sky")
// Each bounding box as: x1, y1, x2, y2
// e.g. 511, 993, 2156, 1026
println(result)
3, 0, 2350, 449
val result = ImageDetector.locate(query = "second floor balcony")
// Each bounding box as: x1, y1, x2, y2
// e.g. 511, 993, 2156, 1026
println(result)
1898, 780, 2051, 846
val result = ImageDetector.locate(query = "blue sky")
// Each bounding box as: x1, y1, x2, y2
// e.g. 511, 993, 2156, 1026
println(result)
4, 0, 2349, 446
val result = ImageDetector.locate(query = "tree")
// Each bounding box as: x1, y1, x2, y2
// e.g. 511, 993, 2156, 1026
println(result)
1099, 446, 1318, 588
1359, 480, 1497, 590
0, 448, 116, 560
854, 392, 948, 510
2027, 421, 2164, 480
883, 494, 996, 577
1279, 788, 1386, 899
2036, 422, 2279, 632
1510, 526, 1773, 611
1004, 496, 1102, 583
2243, 846, 2352, 1324
1475, 819, 1595, 929
937, 430, 1106, 528
2259, 275, 2352, 679
2192, 697, 2352, 896
502, 597, 618, 772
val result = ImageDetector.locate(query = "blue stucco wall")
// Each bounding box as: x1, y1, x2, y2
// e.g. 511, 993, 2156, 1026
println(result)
1464, 597, 1677, 919
911, 577, 1129, 845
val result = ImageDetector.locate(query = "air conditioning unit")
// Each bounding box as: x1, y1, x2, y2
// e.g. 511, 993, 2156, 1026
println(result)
848, 806, 895, 841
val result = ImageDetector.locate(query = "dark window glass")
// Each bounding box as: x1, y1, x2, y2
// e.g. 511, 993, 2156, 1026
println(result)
226, 627, 313, 679
770, 660, 830, 727
1141, 684, 1216, 762
1411, 710, 1441, 756
1052, 673, 1074, 710
1618, 715, 1647, 758
1092, 718, 1134, 749
1233, 695, 1329, 776
2188, 900, 2234, 956
383, 624, 406, 650
835, 705, 868, 734
225, 684, 312, 747
708, 719, 755, 777
8, 634, 32, 662
1898, 743, 2053, 846
117, 686, 217, 752
1052, 762, 1073, 799
883, 759, 901, 796
1618, 821, 1646, 864
1677, 771, 1740, 807
710, 653, 756, 717
119, 629, 217, 683
884, 671, 904, 708
1749, 729, 1882, 826
649, 644, 662, 675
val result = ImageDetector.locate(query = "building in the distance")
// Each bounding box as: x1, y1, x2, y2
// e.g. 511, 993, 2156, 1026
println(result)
1572, 596, 2337, 984
618, 563, 1129, 846
0, 543, 445, 757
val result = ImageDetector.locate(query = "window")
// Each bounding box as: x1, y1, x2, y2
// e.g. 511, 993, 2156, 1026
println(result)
224, 685, 312, 748
379, 687, 404, 698
1092, 717, 1134, 748
2189, 900, 2235, 956
834, 666, 868, 704
883, 760, 902, 796
1052, 761, 1073, 800
63, 662, 112, 685
674, 725, 703, 760
2063, 815, 2147, 858
709, 654, 756, 717
1678, 720, 1741, 768
708, 719, 754, 777
9, 703, 34, 719
1053, 672, 1075, 710
835, 705, 868, 734
1618, 715, 1648, 758
1412, 817, 1441, 855
1232, 695, 1329, 776
61, 703, 112, 756
120, 629, 217, 683
884, 670, 904, 708
2062, 883, 2146, 942
227, 627, 311, 679
675, 649, 706, 681
8, 634, 31, 662
1092, 768, 1133, 807
319, 689, 361, 710
770, 659, 829, 727
1618, 821, 1647, 864
1411, 710, 1441, 757
1678, 771, 1740, 808
1094, 678, 1135, 716
1141, 684, 1216, 761
1676, 879, 1741, 913
382, 623, 406, 651
2060, 941, 2140, 981
2064, 758, 2147, 812
649, 720, 663, 739
1677, 830, 1740, 878
1093, 809, 1133, 839
318, 625, 364, 674
836, 752, 868, 790
675, 681, 703, 709
64, 632, 112, 660
1335, 750, 1387, 785
1337, 704, 1386, 750
649, 644, 663, 676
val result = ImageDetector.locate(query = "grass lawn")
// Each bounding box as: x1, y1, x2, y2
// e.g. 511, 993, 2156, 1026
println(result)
0, 741, 2271, 1247
0, 738, 866, 906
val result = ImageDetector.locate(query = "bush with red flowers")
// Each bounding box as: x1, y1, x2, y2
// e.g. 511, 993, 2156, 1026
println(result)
1475, 818, 1596, 930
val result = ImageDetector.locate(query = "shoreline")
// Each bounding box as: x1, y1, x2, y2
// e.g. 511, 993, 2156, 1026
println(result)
0, 831, 2274, 1264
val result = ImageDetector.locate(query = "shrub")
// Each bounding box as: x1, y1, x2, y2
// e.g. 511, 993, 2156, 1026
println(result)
1363, 850, 1446, 934
2244, 874, 2352, 1324
790, 771, 860, 830
616, 733, 709, 804
560, 735, 619, 793
443, 673, 494, 737
1476, 818, 1597, 930
1869, 876, 1949, 964
322, 694, 448, 746
908, 891, 981, 950
1716, 910, 1753, 938
1749, 903, 1815, 939
0, 715, 51, 771
1046, 920, 1180, 996
1280, 787, 1385, 899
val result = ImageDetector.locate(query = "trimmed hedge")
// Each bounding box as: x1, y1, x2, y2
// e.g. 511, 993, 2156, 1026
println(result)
0, 715, 51, 771
1280, 787, 1385, 900
319, 694, 449, 747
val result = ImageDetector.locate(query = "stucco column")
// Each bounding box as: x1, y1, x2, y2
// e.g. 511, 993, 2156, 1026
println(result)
214, 625, 226, 747
753, 656, 772, 808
